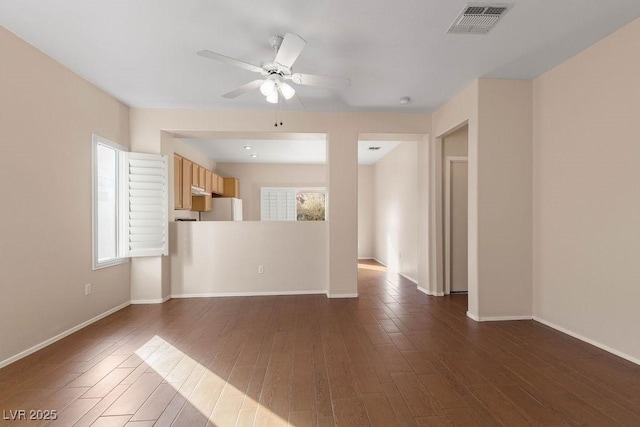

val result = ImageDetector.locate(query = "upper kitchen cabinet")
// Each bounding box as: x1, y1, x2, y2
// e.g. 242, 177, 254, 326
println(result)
212, 172, 224, 195
205, 170, 213, 193
174, 154, 182, 209
223, 177, 240, 198
192, 164, 200, 188
181, 158, 192, 210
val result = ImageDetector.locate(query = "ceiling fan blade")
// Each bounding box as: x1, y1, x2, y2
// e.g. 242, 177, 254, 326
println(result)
197, 49, 264, 74
290, 73, 350, 90
222, 79, 264, 98
274, 33, 306, 69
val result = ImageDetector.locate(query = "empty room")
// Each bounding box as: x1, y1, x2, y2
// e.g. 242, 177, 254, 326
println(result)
1, 1, 640, 425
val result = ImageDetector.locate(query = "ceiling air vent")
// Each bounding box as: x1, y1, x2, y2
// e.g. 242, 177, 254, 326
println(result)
448, 3, 512, 34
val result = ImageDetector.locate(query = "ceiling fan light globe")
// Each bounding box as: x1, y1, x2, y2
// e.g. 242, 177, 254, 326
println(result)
266, 90, 279, 104
279, 82, 295, 100
260, 79, 276, 96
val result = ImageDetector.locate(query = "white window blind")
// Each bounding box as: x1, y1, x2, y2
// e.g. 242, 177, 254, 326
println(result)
260, 187, 296, 221
120, 152, 169, 257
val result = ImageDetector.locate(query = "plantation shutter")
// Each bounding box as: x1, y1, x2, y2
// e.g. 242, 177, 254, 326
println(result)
260, 187, 296, 221
120, 152, 168, 257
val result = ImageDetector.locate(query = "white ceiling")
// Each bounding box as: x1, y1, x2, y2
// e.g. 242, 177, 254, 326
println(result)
183, 138, 327, 164
1, 1, 639, 113
181, 137, 402, 165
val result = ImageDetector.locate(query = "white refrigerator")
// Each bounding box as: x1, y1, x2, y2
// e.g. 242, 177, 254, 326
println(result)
201, 197, 243, 221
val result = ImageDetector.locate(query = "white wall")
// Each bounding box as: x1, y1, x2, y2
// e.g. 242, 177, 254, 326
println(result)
533, 17, 640, 362
170, 222, 326, 295
358, 165, 375, 258
0, 26, 131, 366
215, 163, 326, 221
373, 142, 419, 282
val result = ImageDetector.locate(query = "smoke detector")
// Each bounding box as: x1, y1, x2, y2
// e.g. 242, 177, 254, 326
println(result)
448, 3, 512, 34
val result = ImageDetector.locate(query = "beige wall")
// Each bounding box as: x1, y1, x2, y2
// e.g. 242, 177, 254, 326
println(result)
129, 110, 431, 299
170, 222, 326, 295
215, 163, 326, 221
357, 165, 375, 258
533, 18, 640, 361
431, 79, 533, 319
476, 79, 533, 318
0, 27, 131, 365
373, 142, 419, 282
431, 83, 479, 304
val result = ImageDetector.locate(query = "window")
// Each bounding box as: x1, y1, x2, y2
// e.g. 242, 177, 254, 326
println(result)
93, 135, 127, 269
92, 135, 169, 270
261, 187, 326, 221
296, 191, 326, 221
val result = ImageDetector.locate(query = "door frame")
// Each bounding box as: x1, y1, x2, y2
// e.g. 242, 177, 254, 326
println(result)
444, 156, 468, 295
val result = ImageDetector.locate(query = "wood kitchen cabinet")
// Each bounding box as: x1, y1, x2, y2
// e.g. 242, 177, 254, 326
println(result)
211, 172, 224, 195
192, 164, 200, 188
191, 194, 212, 212
181, 158, 192, 210
199, 167, 206, 189
217, 176, 225, 195
223, 177, 240, 198
205, 170, 213, 193
174, 154, 183, 209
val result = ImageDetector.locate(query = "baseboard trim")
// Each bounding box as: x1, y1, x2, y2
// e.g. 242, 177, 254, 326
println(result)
466, 311, 480, 322
479, 315, 533, 321
399, 273, 418, 285
417, 286, 444, 297
327, 293, 359, 298
372, 257, 386, 266
130, 296, 171, 304
466, 312, 533, 322
171, 290, 328, 298
0, 301, 131, 370
358, 257, 374, 260
533, 316, 640, 366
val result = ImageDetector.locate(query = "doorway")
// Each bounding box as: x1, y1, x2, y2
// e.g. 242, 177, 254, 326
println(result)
441, 125, 468, 294
445, 157, 468, 293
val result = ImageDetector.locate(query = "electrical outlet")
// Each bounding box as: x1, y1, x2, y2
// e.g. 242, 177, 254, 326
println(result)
258, 265, 264, 274
85, 283, 92, 295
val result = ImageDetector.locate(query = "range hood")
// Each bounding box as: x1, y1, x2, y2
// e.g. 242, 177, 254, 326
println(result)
191, 185, 209, 196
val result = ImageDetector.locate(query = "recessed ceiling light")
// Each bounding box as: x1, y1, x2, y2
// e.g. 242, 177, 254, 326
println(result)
250, 154, 258, 158
244, 145, 252, 150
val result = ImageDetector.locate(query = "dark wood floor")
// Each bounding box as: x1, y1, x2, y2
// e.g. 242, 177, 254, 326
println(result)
1, 260, 640, 426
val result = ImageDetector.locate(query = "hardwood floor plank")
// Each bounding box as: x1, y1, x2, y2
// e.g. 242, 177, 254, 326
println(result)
207, 364, 254, 426
255, 351, 294, 426
74, 384, 131, 427
291, 351, 316, 412
91, 415, 133, 426
103, 372, 163, 416
130, 383, 178, 422
332, 398, 370, 426
391, 372, 442, 417
418, 373, 467, 409
289, 410, 316, 427
82, 367, 134, 399
362, 392, 401, 426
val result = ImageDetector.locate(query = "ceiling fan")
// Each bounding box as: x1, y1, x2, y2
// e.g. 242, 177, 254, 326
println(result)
197, 33, 349, 105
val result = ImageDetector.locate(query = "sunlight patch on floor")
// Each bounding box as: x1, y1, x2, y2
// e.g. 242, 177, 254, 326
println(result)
135, 335, 288, 426
357, 263, 387, 272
